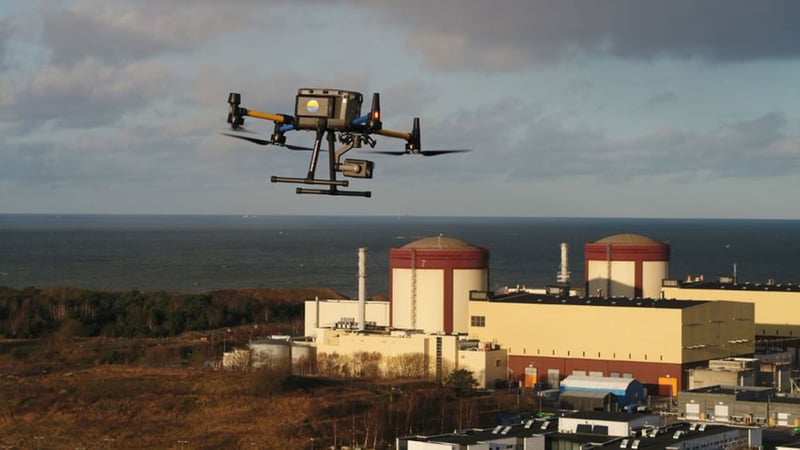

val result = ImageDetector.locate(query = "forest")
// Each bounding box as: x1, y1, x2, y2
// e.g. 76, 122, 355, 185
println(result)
0, 285, 325, 339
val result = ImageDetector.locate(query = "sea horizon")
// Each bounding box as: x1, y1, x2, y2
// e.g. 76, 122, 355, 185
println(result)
2, 214, 798, 297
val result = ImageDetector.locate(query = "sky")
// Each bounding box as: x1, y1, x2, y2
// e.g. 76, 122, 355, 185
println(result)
1, 0, 799, 219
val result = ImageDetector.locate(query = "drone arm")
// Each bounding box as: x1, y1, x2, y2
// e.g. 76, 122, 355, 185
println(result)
242, 108, 292, 124
375, 128, 411, 141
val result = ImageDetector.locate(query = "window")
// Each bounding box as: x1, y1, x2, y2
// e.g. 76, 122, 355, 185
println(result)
470, 315, 485, 327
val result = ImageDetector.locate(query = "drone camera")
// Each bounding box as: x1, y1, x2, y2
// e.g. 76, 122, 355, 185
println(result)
295, 88, 363, 131
340, 158, 374, 179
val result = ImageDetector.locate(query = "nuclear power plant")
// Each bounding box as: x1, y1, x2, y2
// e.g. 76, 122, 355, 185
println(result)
299, 232, 800, 400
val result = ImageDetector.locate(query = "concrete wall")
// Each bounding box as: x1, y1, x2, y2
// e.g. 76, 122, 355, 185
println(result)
679, 300, 755, 363
559, 415, 658, 436
314, 329, 504, 388
391, 268, 444, 332
460, 347, 508, 388
642, 261, 668, 299
452, 268, 488, 334
587, 260, 669, 299
587, 260, 635, 298
467, 299, 753, 388
662, 285, 800, 335
678, 390, 800, 427
468, 300, 685, 364
303, 299, 390, 337
688, 368, 754, 390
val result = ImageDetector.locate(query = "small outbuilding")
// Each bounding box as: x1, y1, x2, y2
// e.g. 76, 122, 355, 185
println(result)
560, 390, 620, 412
560, 375, 646, 408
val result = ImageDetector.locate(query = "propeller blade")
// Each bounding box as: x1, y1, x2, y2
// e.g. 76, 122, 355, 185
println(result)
283, 143, 315, 151
220, 132, 313, 151
369, 149, 471, 156
370, 150, 408, 156
419, 149, 471, 157
220, 132, 271, 145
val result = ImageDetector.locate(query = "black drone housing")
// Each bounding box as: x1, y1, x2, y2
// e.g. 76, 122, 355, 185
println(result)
294, 88, 363, 130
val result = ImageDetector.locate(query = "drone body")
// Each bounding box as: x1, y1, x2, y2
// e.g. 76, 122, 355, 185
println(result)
222, 88, 466, 197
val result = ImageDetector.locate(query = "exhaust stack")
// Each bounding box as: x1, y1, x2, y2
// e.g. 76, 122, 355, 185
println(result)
557, 242, 571, 284
358, 247, 367, 331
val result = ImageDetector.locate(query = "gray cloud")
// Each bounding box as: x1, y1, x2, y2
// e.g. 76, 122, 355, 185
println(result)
355, 0, 800, 70
644, 92, 678, 109
521, 111, 799, 180
1, 59, 170, 129
399, 100, 799, 182
41, 1, 275, 65
0, 20, 10, 69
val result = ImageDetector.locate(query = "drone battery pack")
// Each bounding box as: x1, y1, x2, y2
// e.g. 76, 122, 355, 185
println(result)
295, 88, 363, 130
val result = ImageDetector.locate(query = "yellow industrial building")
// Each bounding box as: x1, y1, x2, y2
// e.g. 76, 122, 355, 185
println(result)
662, 278, 800, 337
467, 293, 755, 394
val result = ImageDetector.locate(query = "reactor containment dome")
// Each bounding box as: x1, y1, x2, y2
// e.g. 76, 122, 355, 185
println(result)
390, 235, 489, 334
585, 233, 670, 299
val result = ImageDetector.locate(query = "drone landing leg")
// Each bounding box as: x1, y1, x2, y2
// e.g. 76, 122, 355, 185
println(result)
305, 120, 327, 180
327, 130, 337, 194
270, 118, 371, 197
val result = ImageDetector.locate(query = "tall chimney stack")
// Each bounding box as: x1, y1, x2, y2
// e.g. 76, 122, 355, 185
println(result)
557, 242, 571, 284
358, 247, 367, 331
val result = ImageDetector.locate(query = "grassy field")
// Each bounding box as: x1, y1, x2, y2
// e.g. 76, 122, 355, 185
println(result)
0, 287, 518, 449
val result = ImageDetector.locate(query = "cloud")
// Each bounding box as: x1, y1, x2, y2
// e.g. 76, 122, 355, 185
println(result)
541, 111, 799, 180
1, 58, 170, 129
644, 92, 678, 109
0, 19, 10, 68
354, 0, 800, 70
41, 1, 272, 65
396, 99, 799, 181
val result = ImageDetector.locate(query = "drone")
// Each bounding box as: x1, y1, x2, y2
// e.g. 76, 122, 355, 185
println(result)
221, 88, 467, 197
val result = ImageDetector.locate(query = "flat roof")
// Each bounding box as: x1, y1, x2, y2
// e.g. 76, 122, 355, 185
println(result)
609, 423, 744, 449
687, 384, 775, 395
407, 421, 556, 445
483, 292, 708, 309
566, 411, 654, 422
673, 280, 800, 293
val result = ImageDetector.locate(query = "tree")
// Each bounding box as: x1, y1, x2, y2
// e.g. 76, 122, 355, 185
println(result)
444, 369, 477, 395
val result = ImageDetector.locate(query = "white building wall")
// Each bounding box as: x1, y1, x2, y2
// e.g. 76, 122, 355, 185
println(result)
481, 437, 514, 449
460, 348, 508, 388
452, 268, 488, 333
303, 299, 390, 337
392, 268, 444, 332
587, 260, 635, 297
558, 415, 659, 437
408, 441, 458, 450
642, 260, 669, 299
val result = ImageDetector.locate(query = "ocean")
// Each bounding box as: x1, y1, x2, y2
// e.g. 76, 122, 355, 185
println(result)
0, 214, 798, 298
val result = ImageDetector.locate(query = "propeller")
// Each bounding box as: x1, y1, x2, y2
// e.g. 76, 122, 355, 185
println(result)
371, 117, 470, 156
219, 131, 314, 151
370, 149, 470, 157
